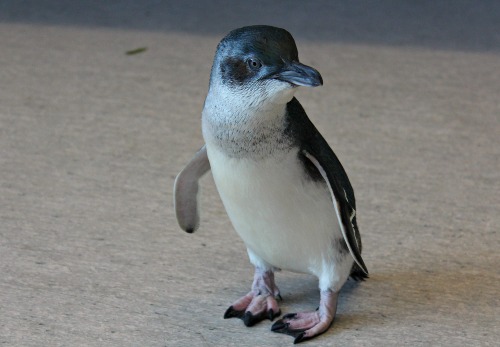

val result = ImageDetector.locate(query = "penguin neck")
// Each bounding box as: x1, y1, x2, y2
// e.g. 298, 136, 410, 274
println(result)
202, 85, 294, 160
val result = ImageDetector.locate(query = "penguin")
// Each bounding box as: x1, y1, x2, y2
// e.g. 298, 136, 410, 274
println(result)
174, 25, 368, 344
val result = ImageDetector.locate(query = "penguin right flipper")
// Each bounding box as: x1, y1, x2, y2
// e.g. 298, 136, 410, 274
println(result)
174, 145, 211, 233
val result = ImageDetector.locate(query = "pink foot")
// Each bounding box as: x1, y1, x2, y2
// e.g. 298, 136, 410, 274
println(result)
271, 290, 338, 344
224, 268, 281, 326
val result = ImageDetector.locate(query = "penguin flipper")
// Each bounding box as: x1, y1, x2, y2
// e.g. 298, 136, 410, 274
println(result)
174, 145, 211, 233
302, 149, 368, 276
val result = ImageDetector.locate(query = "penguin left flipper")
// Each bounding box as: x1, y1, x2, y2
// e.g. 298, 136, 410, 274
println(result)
174, 145, 211, 233
301, 145, 368, 276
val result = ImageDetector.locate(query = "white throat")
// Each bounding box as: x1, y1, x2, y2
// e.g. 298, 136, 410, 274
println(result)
202, 76, 297, 159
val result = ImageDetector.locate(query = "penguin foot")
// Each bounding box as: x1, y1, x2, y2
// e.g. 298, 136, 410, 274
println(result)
224, 267, 281, 326
271, 311, 331, 343
271, 290, 338, 343
224, 292, 281, 326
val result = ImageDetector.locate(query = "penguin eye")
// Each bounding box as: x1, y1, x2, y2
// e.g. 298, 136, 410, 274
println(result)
247, 58, 262, 70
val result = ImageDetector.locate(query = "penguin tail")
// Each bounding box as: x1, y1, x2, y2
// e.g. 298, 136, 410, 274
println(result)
350, 264, 369, 281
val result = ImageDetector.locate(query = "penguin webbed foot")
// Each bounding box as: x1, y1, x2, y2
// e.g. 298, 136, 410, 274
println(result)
271, 290, 338, 344
224, 268, 281, 326
224, 292, 281, 326
271, 311, 332, 343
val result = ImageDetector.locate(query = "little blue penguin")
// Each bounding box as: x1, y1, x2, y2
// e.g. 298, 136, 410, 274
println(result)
174, 25, 368, 344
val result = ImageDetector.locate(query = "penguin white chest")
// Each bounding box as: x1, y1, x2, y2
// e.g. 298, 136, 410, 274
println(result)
206, 145, 342, 275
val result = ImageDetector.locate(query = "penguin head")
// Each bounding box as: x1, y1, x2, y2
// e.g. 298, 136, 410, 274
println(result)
208, 25, 323, 108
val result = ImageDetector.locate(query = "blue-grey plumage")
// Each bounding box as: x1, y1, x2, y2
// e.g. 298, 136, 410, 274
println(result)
174, 25, 367, 343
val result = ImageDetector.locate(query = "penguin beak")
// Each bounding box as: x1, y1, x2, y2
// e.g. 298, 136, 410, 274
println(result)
273, 61, 323, 87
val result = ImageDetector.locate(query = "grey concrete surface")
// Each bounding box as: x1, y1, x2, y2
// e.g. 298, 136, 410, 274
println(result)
1, 1, 499, 346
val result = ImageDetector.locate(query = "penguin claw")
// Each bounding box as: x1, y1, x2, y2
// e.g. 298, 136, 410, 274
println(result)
293, 332, 309, 344
270, 320, 289, 333
242, 311, 259, 327
224, 305, 244, 319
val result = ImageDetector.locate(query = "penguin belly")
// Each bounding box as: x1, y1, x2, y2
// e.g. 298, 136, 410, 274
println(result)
207, 146, 347, 277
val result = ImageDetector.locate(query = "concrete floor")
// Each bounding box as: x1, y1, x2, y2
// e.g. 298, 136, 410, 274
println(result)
1, 1, 499, 346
